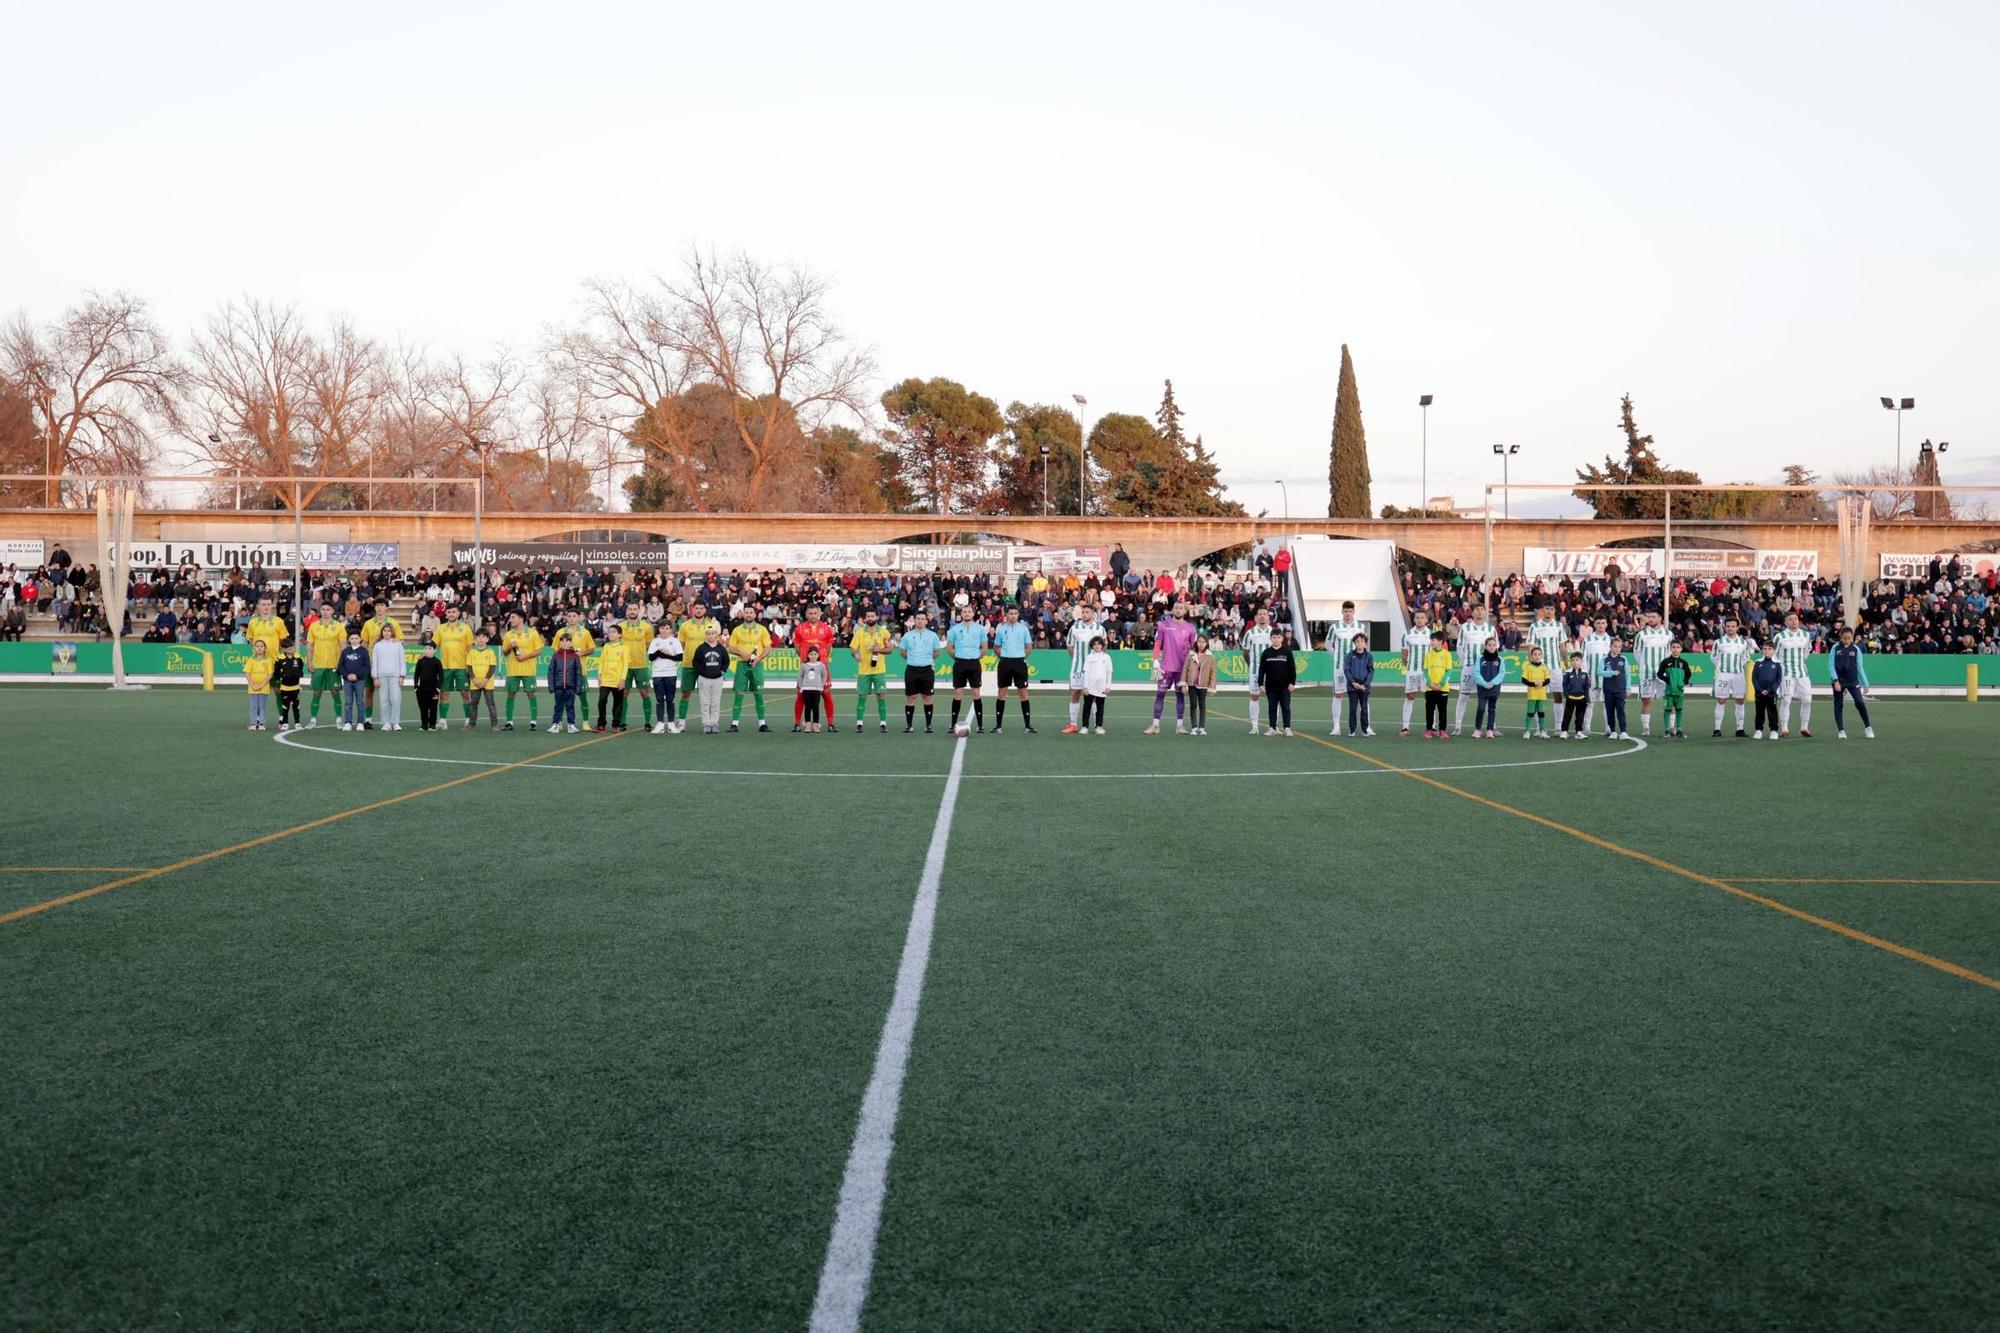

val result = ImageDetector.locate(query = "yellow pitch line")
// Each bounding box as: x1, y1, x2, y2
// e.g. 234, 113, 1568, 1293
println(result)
1265, 721, 2000, 995
0, 732, 628, 927
1723, 877, 2000, 887
0, 866, 150, 873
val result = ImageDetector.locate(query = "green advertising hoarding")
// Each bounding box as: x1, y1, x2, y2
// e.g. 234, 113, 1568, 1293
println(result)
1, 641, 1990, 690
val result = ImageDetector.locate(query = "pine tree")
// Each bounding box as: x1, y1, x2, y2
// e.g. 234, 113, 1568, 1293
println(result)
1911, 449, 1952, 520
1572, 394, 1702, 519
1327, 345, 1371, 518
1156, 379, 1188, 449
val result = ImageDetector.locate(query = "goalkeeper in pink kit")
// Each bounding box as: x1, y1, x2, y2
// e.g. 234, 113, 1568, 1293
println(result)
1144, 600, 1199, 735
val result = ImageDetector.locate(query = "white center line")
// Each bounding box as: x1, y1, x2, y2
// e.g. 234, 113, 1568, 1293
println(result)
808, 735, 967, 1333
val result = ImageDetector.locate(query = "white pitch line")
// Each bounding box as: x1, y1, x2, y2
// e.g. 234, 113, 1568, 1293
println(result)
808, 735, 967, 1333
274, 729, 1647, 781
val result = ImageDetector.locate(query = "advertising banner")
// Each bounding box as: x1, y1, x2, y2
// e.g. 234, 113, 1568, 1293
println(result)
1005, 546, 1109, 576
1, 538, 47, 565
660, 543, 904, 572
1879, 551, 2000, 581
449, 541, 679, 569
0, 642, 1990, 690
107, 541, 400, 570
1534, 547, 1820, 581
1523, 548, 1665, 579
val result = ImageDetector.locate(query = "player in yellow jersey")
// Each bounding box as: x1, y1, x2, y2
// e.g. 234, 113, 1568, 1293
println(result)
594, 626, 629, 731
465, 629, 501, 729
1520, 646, 1552, 739
618, 606, 656, 728
849, 609, 893, 732
432, 605, 476, 725
726, 615, 772, 732
243, 640, 274, 732
676, 602, 722, 724
500, 611, 545, 731
558, 608, 595, 659
244, 597, 287, 661
304, 601, 347, 726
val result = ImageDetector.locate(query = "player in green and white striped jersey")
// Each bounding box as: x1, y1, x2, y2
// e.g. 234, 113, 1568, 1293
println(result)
1399, 610, 1433, 735
1774, 613, 1816, 736
1633, 613, 1675, 736
1324, 601, 1368, 735
1527, 608, 1569, 685
1709, 618, 1752, 736
1578, 617, 1612, 737
1452, 607, 1496, 734
1242, 610, 1275, 734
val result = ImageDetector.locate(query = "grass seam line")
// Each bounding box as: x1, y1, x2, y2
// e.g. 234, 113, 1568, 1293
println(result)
1720, 877, 2000, 887
0, 866, 150, 873
0, 732, 629, 926
809, 735, 967, 1333
1230, 713, 2000, 995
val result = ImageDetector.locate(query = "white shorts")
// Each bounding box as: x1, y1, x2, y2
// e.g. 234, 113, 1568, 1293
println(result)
1588, 685, 1603, 702
1780, 675, 1812, 701
1069, 668, 1087, 691
1403, 670, 1425, 693
1713, 673, 1746, 701
1639, 680, 1665, 700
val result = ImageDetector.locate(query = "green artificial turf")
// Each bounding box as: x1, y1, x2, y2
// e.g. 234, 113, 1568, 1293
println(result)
1, 685, 1995, 1331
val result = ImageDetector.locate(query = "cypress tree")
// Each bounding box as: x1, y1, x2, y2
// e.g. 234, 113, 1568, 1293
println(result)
1328, 344, 1372, 518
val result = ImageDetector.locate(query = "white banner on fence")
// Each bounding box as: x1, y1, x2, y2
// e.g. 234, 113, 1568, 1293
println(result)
1879, 551, 2000, 581
1522, 547, 1665, 579
0, 539, 47, 565
662, 543, 905, 571
106, 541, 400, 570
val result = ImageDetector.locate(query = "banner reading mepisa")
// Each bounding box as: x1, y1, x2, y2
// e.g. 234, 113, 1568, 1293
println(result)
1523, 547, 1822, 580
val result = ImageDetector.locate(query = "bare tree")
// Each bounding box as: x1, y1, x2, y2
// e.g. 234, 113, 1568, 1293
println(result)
1832, 465, 1917, 521
662, 251, 875, 508
185, 300, 349, 509
0, 291, 181, 505
548, 253, 875, 511
418, 351, 522, 508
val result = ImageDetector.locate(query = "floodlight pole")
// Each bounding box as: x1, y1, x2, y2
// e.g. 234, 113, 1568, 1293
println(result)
1482, 485, 1494, 586
1662, 487, 1672, 620
1072, 394, 1088, 516
472, 447, 488, 628
292, 480, 305, 651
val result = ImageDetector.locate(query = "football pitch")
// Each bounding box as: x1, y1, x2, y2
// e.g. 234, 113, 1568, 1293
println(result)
3, 685, 1997, 1332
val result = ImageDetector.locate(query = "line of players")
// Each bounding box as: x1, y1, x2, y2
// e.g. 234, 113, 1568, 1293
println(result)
264, 592, 1879, 743
1358, 604, 1879, 742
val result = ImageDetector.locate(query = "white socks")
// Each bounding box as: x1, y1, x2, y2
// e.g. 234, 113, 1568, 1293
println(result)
1249, 697, 1261, 728
1454, 692, 1471, 728
1069, 699, 1080, 725
1714, 702, 1726, 730
1799, 699, 1811, 730
1401, 697, 1415, 729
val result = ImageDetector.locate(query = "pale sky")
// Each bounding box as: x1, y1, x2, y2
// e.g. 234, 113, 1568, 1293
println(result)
7, 0, 1997, 519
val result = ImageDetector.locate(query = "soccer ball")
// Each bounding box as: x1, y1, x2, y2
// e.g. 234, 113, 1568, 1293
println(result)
953, 723, 971, 737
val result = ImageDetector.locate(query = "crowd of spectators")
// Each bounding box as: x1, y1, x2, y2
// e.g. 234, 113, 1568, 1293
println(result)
376, 558, 1292, 653
1392, 553, 1999, 656
5, 540, 1993, 657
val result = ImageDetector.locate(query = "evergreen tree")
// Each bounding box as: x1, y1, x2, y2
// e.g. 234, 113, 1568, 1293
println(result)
1156, 379, 1188, 449
1572, 394, 1702, 519
1327, 345, 1371, 518
1911, 449, 1952, 520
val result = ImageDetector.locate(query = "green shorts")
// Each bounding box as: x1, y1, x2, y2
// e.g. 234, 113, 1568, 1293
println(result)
311, 667, 338, 691
734, 662, 765, 691
1663, 692, 1685, 709
507, 674, 538, 692
626, 668, 651, 691
856, 673, 886, 695
442, 668, 471, 691
679, 666, 699, 691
